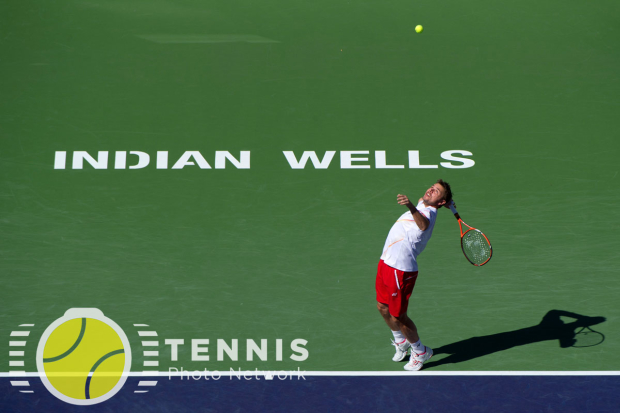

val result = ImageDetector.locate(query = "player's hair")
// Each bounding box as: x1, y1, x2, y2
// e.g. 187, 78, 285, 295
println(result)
436, 179, 452, 207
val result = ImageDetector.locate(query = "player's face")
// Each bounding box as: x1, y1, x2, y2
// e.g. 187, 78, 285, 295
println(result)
423, 183, 447, 207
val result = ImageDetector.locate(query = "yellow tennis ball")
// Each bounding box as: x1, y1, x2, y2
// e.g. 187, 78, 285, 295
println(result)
37, 309, 131, 405
415, 25, 423, 33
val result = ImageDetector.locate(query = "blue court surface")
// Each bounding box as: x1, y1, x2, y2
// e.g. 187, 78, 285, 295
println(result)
2, 374, 620, 412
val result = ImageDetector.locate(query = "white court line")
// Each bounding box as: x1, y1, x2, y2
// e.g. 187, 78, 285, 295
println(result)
134, 324, 149, 327
142, 341, 159, 347
9, 352, 25, 357
138, 381, 158, 386
134, 390, 149, 393
138, 331, 158, 337
10, 332, 30, 337
297, 371, 620, 377
10, 381, 29, 386
19, 324, 35, 327
143, 351, 159, 357
9, 342, 26, 347
9, 361, 24, 367
2, 371, 620, 378
143, 361, 159, 367
19, 390, 34, 393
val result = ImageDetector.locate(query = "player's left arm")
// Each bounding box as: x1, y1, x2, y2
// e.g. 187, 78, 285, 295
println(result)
397, 194, 429, 231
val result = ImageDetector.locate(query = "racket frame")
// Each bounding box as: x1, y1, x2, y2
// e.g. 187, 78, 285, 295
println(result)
449, 203, 492, 266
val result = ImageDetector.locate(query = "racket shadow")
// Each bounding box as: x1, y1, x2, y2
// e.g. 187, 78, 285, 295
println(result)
422, 310, 606, 369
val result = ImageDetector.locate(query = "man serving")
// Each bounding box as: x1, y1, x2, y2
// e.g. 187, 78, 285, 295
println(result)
376, 179, 453, 371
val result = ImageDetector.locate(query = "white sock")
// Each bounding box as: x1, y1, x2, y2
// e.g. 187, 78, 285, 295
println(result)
392, 330, 406, 344
411, 340, 424, 354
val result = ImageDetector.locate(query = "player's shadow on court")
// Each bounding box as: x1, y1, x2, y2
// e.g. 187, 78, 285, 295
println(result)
422, 309, 606, 369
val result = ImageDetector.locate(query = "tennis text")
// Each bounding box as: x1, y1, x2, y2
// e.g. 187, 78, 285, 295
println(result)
164, 338, 309, 362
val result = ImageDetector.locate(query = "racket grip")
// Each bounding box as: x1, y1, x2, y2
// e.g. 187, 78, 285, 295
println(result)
448, 203, 458, 215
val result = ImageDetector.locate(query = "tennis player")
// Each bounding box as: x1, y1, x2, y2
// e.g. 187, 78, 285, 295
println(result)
376, 180, 452, 371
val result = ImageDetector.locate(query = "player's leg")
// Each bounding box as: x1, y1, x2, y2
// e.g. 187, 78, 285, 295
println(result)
386, 269, 433, 371
377, 301, 400, 330
396, 313, 420, 344
376, 302, 411, 361
399, 315, 433, 371
387, 269, 420, 346
377, 300, 429, 365
375, 261, 411, 361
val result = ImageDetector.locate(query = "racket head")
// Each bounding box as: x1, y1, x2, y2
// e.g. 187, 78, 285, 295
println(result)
572, 326, 605, 348
461, 227, 492, 266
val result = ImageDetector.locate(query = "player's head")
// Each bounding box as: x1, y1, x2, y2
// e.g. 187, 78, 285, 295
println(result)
423, 179, 452, 208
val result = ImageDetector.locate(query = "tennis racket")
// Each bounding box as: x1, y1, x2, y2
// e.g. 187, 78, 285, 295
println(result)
572, 326, 605, 348
448, 201, 492, 266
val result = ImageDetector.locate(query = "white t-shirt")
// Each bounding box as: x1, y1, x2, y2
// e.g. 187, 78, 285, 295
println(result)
380, 201, 438, 272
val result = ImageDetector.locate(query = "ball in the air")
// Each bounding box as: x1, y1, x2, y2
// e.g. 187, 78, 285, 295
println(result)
415, 25, 423, 33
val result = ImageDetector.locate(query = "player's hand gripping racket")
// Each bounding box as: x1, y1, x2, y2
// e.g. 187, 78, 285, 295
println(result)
448, 201, 492, 266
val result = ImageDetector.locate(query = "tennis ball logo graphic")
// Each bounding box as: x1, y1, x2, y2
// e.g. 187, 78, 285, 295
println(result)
36, 308, 132, 405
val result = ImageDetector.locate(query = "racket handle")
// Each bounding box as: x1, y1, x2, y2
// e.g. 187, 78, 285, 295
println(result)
448, 202, 458, 215
448, 202, 461, 220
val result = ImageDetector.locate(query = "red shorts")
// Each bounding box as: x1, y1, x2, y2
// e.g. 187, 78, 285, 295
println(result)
375, 260, 418, 317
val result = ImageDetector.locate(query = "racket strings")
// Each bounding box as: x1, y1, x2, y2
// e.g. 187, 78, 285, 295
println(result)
462, 230, 491, 265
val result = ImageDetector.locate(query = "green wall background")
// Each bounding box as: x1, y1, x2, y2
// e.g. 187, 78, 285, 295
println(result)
1, 0, 618, 372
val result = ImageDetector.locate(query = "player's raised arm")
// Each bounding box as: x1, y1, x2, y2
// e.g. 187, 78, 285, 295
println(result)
397, 194, 429, 231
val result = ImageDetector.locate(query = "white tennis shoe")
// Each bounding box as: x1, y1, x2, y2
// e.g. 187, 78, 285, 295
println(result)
391, 339, 411, 362
404, 346, 433, 371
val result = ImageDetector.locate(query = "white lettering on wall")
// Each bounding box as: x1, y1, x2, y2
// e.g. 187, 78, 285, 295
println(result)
172, 151, 212, 169
340, 151, 370, 169
53, 150, 475, 170
408, 150, 438, 169
72, 151, 108, 169
215, 151, 250, 169
282, 151, 336, 169
440, 150, 475, 169
375, 151, 405, 169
